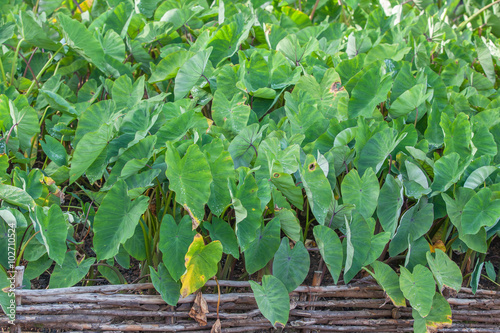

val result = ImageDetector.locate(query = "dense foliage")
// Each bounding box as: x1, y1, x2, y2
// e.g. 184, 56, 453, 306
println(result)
1, 0, 500, 331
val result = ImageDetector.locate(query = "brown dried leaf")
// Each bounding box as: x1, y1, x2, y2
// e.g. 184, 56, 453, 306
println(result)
211, 318, 221, 333
189, 291, 209, 326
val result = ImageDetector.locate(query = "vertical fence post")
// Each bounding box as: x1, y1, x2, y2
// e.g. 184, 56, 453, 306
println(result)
10, 266, 24, 333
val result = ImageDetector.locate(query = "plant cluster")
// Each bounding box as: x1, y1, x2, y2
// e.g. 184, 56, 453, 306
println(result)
1, 0, 500, 331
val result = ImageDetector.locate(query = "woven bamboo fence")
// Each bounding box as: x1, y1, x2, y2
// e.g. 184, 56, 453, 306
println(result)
2, 267, 500, 332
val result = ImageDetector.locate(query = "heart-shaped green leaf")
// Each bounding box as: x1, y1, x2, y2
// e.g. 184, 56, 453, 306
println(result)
31, 205, 68, 266
49, 251, 95, 288
462, 188, 500, 235
366, 261, 406, 307
249, 275, 289, 328
426, 250, 462, 293
412, 292, 452, 333
150, 263, 181, 306
399, 265, 436, 318
313, 225, 343, 284
159, 215, 197, 281
244, 217, 281, 275
273, 238, 310, 292
341, 168, 379, 220
205, 217, 239, 260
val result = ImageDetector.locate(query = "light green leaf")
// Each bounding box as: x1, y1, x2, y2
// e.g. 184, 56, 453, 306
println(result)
426, 250, 462, 293
431, 152, 470, 194
412, 293, 452, 332
462, 188, 500, 235
212, 90, 250, 135
174, 47, 213, 100
464, 166, 498, 189
399, 265, 436, 318
205, 217, 239, 260
0, 185, 35, 210
32, 205, 68, 266
313, 225, 343, 284
366, 261, 406, 307
49, 251, 95, 288
341, 168, 379, 220
166, 143, 213, 228
249, 275, 289, 328
377, 175, 403, 236
93, 180, 149, 260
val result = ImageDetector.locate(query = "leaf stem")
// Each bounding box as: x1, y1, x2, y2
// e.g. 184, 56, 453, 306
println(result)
16, 231, 40, 267
10, 38, 24, 85
458, 0, 500, 31
25, 44, 65, 96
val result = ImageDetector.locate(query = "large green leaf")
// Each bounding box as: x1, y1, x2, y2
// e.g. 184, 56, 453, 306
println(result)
413, 293, 452, 333
366, 261, 406, 307
41, 136, 68, 167
441, 113, 472, 161
166, 143, 212, 228
212, 91, 250, 136
49, 251, 95, 288
399, 265, 436, 318
313, 225, 343, 284
228, 123, 265, 168
388, 84, 431, 119
426, 250, 462, 293
204, 217, 239, 259
180, 234, 222, 297
249, 275, 289, 328
174, 47, 213, 100
0, 268, 14, 318
31, 205, 68, 266
20, 11, 60, 51
348, 65, 393, 118
273, 238, 310, 292
300, 154, 334, 225
93, 180, 149, 260
70, 123, 113, 184
344, 215, 372, 283
377, 175, 403, 237
389, 201, 434, 256
461, 187, 500, 235
0, 184, 35, 210
244, 217, 281, 274
159, 215, 196, 281
150, 263, 181, 306
431, 152, 470, 194
341, 168, 379, 220
356, 128, 406, 175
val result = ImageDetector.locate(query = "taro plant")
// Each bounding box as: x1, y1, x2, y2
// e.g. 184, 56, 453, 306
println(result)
1, 0, 500, 332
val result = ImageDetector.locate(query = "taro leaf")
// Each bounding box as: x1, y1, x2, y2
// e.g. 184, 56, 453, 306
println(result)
41, 136, 68, 166
70, 123, 113, 184
166, 143, 212, 228
212, 90, 250, 135
363, 231, 391, 266
399, 265, 436, 318
249, 275, 289, 328
229, 173, 261, 251
93, 180, 149, 260
112, 75, 144, 110
159, 215, 196, 281
404, 160, 431, 199
341, 168, 379, 220
485, 261, 497, 281
313, 225, 343, 284
180, 234, 222, 298
442, 190, 487, 253
174, 47, 213, 100
412, 293, 452, 333
0, 267, 13, 317
472, 127, 497, 157
461, 188, 500, 235
470, 261, 484, 294
228, 123, 265, 169
150, 263, 181, 306
366, 261, 406, 307
205, 217, 239, 259
203, 140, 234, 217
356, 128, 406, 176
300, 154, 334, 226
244, 217, 281, 275
276, 34, 318, 65
9, 101, 39, 151
58, 14, 122, 78
344, 215, 372, 283
388, 84, 431, 119
389, 201, 434, 256
275, 208, 301, 242
273, 238, 310, 292
31, 205, 68, 266
149, 50, 194, 83
242, 52, 270, 92
431, 152, 470, 194
426, 250, 462, 293
19, 11, 60, 51
475, 36, 496, 85
348, 65, 393, 118
207, 16, 254, 66
441, 113, 472, 161
377, 175, 404, 237
123, 223, 147, 261
0, 184, 35, 210
270, 172, 303, 209
73, 100, 118, 146
49, 251, 95, 288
